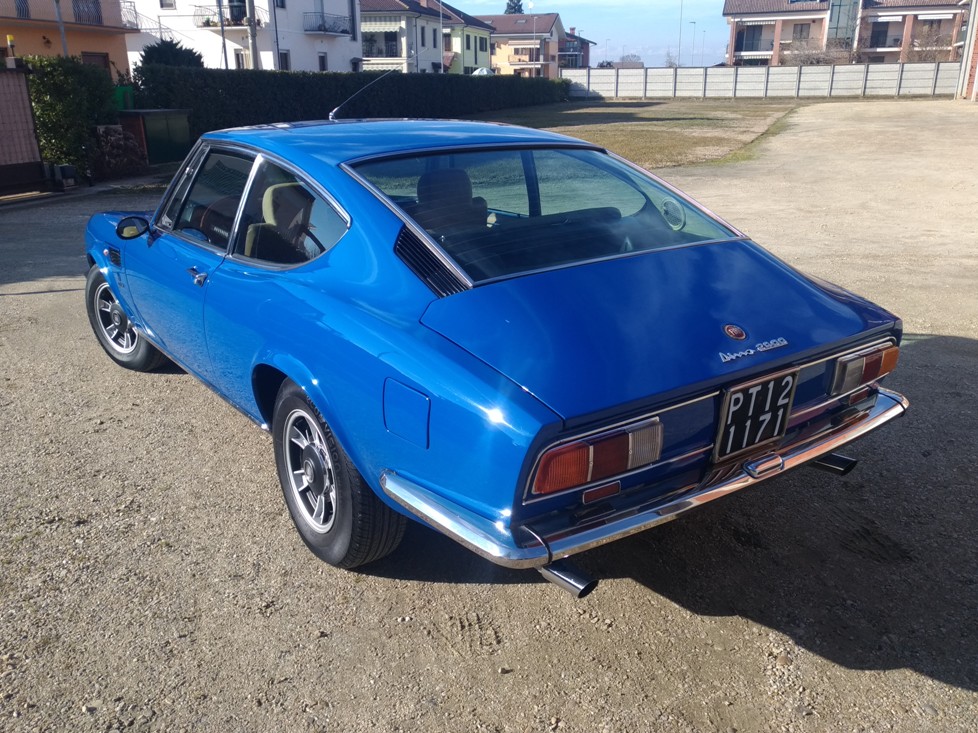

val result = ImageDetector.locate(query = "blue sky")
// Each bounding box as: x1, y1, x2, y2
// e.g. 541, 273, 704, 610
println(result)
462, 0, 730, 68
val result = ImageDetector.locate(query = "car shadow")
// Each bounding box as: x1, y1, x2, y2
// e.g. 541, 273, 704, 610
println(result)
371, 334, 978, 691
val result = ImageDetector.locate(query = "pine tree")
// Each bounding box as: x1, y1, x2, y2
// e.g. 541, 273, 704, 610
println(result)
504, 1, 524, 13
138, 39, 204, 68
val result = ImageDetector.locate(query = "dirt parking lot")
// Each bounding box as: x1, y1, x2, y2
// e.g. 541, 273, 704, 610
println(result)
1, 100, 976, 733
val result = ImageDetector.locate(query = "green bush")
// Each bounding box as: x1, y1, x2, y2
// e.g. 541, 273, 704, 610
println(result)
138, 39, 204, 68
134, 65, 571, 138
26, 55, 117, 171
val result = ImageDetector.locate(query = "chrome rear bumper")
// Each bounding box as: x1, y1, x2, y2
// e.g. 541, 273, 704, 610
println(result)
380, 387, 909, 570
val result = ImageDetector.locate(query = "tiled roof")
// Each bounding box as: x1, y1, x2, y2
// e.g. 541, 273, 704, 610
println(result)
723, 1, 828, 14
475, 13, 560, 36
723, 0, 960, 13
360, 0, 493, 30
863, 0, 963, 7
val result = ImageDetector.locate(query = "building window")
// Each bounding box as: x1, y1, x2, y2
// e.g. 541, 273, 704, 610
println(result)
792, 24, 810, 41
275, 0, 285, 7
234, 49, 246, 69
421, 27, 426, 47
318, 52, 327, 71
870, 22, 889, 48
81, 52, 110, 72
466, 34, 471, 50
479, 36, 487, 52
384, 31, 398, 57
15, 0, 30, 17
278, 50, 291, 70
159, 0, 175, 8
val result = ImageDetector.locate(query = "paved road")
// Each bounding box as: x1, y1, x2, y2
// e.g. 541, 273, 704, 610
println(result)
1, 100, 976, 732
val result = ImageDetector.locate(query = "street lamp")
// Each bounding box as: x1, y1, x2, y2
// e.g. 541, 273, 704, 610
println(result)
689, 21, 696, 67
677, 0, 683, 67
529, 1, 538, 76
702, 29, 706, 67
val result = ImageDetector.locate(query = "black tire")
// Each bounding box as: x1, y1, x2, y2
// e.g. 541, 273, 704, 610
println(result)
272, 380, 406, 568
85, 266, 167, 372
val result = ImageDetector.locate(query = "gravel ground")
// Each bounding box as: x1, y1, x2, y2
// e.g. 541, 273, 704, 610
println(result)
1, 99, 976, 732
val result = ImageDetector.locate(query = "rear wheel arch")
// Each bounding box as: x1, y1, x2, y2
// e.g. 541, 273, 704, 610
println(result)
253, 363, 290, 427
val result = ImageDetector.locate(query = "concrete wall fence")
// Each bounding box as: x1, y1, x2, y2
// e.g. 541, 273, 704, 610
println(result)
562, 62, 962, 100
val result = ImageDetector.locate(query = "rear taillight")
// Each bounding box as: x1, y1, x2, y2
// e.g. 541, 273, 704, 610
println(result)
831, 344, 900, 396
531, 419, 663, 497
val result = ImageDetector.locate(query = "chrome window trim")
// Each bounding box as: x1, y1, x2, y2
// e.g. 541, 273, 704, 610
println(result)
157, 140, 355, 271
341, 140, 602, 168
152, 143, 257, 255
154, 139, 206, 230
223, 152, 353, 271
341, 162, 475, 289
344, 145, 747, 290
607, 150, 747, 238
472, 237, 751, 288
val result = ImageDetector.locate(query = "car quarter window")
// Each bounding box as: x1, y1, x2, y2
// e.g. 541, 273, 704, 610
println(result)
233, 160, 347, 265
169, 149, 254, 249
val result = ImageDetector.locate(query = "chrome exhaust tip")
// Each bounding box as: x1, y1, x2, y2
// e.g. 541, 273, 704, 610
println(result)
811, 452, 858, 476
537, 560, 598, 598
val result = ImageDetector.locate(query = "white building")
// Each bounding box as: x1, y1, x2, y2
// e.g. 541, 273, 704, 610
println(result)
126, 0, 362, 72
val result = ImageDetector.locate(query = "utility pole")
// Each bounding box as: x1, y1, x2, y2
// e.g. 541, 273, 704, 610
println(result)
53, 0, 69, 56
217, 0, 229, 69
245, 0, 261, 69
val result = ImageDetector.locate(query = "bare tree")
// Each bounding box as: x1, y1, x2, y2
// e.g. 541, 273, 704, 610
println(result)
664, 49, 679, 68
620, 53, 643, 63
504, 1, 524, 13
780, 38, 853, 66
905, 26, 953, 63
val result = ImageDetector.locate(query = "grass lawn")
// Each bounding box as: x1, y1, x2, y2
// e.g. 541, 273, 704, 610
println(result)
471, 99, 808, 171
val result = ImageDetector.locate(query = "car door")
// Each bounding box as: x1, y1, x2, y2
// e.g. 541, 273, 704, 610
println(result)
202, 156, 351, 414
124, 146, 254, 381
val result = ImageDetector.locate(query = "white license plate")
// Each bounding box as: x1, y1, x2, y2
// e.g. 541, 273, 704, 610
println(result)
714, 371, 798, 462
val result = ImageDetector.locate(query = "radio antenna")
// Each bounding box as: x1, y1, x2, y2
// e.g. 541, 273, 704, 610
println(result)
329, 67, 403, 121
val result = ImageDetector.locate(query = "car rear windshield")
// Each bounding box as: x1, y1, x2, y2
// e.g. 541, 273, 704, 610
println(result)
352, 147, 737, 282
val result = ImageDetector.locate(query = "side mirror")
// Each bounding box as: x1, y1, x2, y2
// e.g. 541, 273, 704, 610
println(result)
116, 216, 150, 240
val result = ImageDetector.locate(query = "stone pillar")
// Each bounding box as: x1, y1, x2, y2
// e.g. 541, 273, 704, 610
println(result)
727, 20, 738, 65
899, 15, 915, 63
771, 19, 783, 65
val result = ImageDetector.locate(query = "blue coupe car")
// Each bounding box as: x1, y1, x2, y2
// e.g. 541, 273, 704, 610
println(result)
84, 119, 908, 596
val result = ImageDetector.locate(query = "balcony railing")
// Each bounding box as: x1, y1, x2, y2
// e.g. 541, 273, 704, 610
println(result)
1, 0, 131, 27
362, 41, 399, 57
303, 12, 351, 35
193, 4, 268, 29
734, 39, 775, 53
869, 36, 903, 49
912, 35, 953, 50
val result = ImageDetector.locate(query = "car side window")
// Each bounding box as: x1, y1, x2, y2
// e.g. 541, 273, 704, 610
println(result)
171, 150, 253, 249
234, 161, 347, 265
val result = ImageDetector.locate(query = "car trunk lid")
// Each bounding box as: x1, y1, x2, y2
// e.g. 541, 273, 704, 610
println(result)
420, 240, 897, 420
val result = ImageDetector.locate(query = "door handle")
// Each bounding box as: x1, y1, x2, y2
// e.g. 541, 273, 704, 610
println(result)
187, 267, 207, 287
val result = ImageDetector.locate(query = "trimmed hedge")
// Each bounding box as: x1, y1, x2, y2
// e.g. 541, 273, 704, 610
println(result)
26, 55, 117, 171
134, 65, 570, 137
